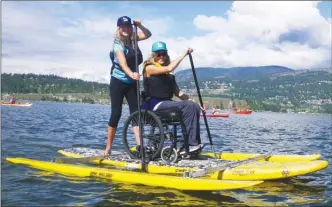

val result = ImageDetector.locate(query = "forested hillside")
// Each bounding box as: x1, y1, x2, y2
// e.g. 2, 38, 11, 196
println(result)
1, 73, 108, 94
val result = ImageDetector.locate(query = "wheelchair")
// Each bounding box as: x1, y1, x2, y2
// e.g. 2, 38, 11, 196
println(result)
122, 96, 203, 163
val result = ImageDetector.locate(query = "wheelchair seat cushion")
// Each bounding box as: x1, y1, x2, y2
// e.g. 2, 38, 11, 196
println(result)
154, 108, 182, 123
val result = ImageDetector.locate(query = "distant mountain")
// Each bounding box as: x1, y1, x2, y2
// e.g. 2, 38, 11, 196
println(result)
175, 65, 294, 83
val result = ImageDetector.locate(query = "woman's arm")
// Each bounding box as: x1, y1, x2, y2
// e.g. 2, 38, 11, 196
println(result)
114, 42, 140, 80
133, 20, 152, 41
173, 79, 189, 100
145, 48, 193, 77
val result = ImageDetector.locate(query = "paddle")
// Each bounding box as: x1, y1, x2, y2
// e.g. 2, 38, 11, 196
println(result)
183, 154, 272, 178
188, 53, 217, 158
133, 23, 146, 172
52, 155, 106, 164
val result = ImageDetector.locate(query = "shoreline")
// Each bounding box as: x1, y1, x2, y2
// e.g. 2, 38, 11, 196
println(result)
2, 93, 331, 115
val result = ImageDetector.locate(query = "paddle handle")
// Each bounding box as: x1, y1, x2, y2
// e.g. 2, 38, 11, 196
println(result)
188, 54, 216, 158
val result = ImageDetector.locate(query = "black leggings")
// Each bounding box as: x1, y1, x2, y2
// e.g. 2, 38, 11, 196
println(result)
108, 76, 138, 128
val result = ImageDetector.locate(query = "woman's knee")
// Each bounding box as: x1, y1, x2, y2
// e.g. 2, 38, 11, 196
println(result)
108, 119, 118, 128
108, 111, 121, 127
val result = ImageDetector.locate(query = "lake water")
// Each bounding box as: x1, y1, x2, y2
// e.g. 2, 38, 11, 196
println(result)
1, 101, 331, 207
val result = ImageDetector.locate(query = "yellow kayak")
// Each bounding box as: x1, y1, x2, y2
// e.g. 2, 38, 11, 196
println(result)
128, 147, 322, 162
201, 152, 321, 162
1, 102, 32, 107
5, 157, 263, 191
58, 148, 328, 181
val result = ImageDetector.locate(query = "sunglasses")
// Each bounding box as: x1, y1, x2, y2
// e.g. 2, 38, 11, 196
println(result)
120, 24, 133, 29
155, 50, 168, 57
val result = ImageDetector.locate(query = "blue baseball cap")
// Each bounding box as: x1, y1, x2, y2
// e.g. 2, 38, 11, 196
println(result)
152, 41, 168, 52
117, 16, 132, 27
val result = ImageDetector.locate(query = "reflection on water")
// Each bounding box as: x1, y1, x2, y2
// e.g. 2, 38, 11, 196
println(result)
93, 177, 327, 207
222, 178, 327, 207
98, 181, 245, 207
30, 169, 329, 207
2, 101, 331, 206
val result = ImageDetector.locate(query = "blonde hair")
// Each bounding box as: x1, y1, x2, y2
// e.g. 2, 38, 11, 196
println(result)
143, 52, 170, 70
113, 27, 135, 48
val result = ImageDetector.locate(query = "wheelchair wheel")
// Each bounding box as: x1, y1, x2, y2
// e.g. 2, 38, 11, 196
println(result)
122, 110, 164, 160
161, 146, 178, 163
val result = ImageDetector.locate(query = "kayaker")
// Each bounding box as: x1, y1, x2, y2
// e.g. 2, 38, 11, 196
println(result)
104, 16, 152, 156
9, 97, 16, 104
212, 105, 219, 114
141, 41, 205, 155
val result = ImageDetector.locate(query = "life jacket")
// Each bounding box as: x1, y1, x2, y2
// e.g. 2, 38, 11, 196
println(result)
143, 62, 175, 100
110, 40, 143, 75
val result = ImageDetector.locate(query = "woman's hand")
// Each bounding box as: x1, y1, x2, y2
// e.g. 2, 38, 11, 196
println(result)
133, 20, 142, 27
200, 104, 206, 112
134, 20, 152, 40
184, 48, 194, 56
130, 72, 141, 80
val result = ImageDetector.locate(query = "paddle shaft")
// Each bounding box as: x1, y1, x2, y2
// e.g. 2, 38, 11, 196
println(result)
184, 154, 272, 178
188, 53, 216, 158
207, 154, 271, 174
134, 24, 146, 172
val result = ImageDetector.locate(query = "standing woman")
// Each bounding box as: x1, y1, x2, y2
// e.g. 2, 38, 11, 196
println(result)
105, 16, 152, 156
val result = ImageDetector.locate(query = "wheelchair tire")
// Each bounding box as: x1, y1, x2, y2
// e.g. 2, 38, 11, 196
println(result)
122, 110, 164, 160
161, 146, 178, 163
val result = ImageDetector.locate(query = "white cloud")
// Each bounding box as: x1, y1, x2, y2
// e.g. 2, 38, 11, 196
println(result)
2, 2, 173, 83
2, 1, 331, 84
184, 1, 331, 70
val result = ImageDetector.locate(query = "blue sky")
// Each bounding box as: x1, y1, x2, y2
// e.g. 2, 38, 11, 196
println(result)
317, 1, 332, 18
2, 1, 331, 83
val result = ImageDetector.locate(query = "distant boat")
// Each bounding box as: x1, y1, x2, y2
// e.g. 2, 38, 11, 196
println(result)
1, 102, 33, 107
233, 107, 252, 115
201, 112, 230, 118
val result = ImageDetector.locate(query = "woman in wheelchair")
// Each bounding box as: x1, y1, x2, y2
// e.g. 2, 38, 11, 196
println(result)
139, 41, 205, 157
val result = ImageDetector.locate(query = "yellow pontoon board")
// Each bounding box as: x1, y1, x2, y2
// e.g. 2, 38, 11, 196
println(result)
58, 148, 328, 181
201, 152, 321, 162
128, 147, 322, 162
5, 157, 262, 191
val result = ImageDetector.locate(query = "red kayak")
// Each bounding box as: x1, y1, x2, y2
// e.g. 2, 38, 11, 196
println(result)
200, 113, 230, 118
233, 107, 253, 115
